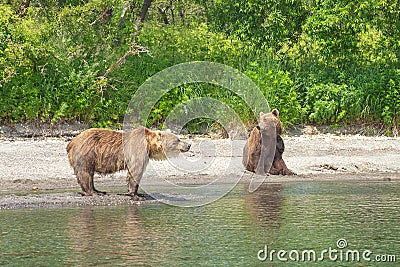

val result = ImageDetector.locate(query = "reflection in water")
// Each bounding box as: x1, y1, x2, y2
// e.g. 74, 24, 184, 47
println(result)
67, 207, 95, 259
121, 206, 146, 263
66, 206, 146, 265
244, 183, 283, 229
1, 182, 399, 266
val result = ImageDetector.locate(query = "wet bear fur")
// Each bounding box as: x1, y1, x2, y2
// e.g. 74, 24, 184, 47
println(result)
66, 126, 191, 198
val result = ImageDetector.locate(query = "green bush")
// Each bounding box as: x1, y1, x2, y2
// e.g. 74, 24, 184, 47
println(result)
1, 0, 399, 134
244, 60, 303, 125
304, 83, 362, 124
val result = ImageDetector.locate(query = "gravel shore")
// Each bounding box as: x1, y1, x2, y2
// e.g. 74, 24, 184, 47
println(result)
1, 134, 399, 209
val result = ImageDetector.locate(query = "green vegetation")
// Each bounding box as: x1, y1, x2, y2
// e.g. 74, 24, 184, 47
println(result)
1, 0, 399, 133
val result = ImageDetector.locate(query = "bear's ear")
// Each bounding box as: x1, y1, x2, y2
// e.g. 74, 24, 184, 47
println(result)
260, 112, 265, 117
144, 128, 163, 145
144, 127, 158, 141
272, 109, 279, 118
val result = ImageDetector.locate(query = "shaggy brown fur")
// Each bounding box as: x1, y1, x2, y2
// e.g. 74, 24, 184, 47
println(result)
243, 126, 263, 174
269, 135, 296, 175
243, 109, 296, 175
66, 126, 191, 197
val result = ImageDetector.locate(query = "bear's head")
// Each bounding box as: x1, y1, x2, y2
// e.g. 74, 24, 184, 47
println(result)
145, 128, 191, 160
258, 109, 282, 136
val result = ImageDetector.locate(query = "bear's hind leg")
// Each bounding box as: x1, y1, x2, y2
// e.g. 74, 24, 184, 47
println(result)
77, 171, 107, 196
91, 178, 107, 196
77, 172, 94, 196
269, 165, 282, 175
88, 172, 106, 195
273, 159, 296, 176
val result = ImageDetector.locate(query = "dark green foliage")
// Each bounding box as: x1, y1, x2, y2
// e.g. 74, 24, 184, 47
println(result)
1, 0, 399, 134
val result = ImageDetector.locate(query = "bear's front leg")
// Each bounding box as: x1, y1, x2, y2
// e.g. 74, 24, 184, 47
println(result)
127, 171, 147, 201
127, 171, 139, 195
258, 134, 275, 176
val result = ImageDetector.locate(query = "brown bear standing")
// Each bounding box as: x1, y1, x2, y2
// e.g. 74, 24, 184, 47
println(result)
243, 109, 296, 175
66, 126, 191, 198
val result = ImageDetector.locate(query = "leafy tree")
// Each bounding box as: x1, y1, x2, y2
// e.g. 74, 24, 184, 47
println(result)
199, 0, 309, 53
0, 0, 398, 133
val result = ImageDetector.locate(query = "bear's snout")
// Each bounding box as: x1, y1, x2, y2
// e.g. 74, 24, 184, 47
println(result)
180, 142, 191, 152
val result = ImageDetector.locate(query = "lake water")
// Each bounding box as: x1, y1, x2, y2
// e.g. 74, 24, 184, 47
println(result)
1, 181, 399, 266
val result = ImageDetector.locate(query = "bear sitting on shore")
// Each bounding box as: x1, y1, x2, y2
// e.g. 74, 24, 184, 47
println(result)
66, 126, 191, 198
243, 109, 296, 175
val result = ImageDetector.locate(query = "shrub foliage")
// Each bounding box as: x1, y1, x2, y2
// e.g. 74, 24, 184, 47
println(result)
1, 0, 399, 133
